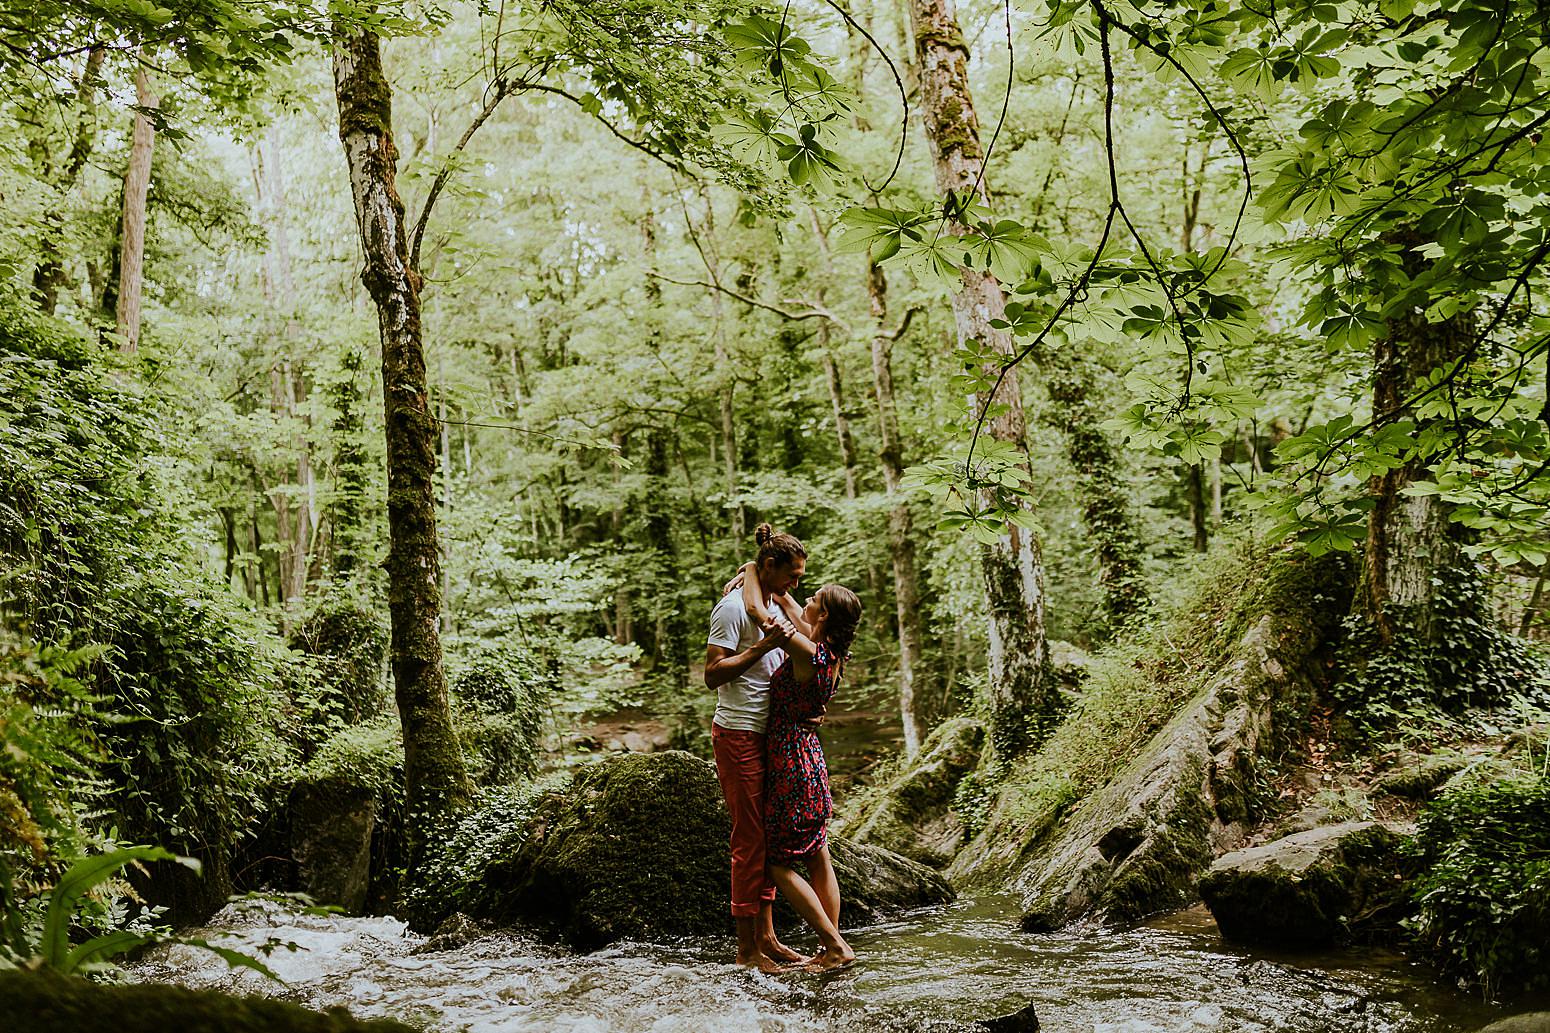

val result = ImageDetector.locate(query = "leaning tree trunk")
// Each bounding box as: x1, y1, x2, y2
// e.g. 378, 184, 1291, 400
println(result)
909, 0, 1051, 757
332, 24, 472, 867
115, 56, 157, 354
868, 259, 938, 755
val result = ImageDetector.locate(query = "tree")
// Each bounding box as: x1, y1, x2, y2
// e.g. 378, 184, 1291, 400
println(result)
331, 19, 472, 865
114, 56, 157, 353
906, 0, 1052, 756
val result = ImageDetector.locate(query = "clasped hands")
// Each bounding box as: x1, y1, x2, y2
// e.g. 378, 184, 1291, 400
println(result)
757, 612, 796, 648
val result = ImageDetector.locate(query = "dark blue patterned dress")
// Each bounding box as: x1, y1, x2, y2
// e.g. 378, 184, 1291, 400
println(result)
764, 643, 840, 864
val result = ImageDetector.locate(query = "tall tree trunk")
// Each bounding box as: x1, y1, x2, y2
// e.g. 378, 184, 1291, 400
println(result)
1187, 464, 1209, 553
332, 23, 472, 864
909, 0, 1051, 757
33, 45, 105, 313
329, 347, 371, 577
645, 428, 689, 690
1355, 269, 1471, 643
868, 259, 936, 755
612, 429, 633, 646
1044, 358, 1151, 621
115, 56, 157, 354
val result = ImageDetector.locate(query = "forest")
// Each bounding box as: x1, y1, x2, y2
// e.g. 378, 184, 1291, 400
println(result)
1, 0, 1549, 1030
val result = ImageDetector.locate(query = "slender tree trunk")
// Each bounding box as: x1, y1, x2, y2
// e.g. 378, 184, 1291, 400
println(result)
820, 352, 859, 500
1522, 568, 1547, 639
909, 0, 1051, 756
329, 348, 371, 577
1187, 464, 1208, 553
1044, 357, 1151, 621
115, 56, 157, 353
33, 45, 105, 313
612, 429, 633, 646
867, 260, 936, 755
332, 23, 472, 864
645, 429, 688, 690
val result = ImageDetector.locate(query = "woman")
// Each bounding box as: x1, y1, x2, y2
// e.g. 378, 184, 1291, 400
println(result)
732, 559, 863, 972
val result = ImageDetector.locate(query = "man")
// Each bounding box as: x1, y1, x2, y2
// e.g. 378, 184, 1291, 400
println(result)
705, 525, 808, 970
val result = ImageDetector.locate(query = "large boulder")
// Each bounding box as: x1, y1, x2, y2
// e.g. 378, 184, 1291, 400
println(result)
837, 717, 985, 868
290, 777, 376, 913
417, 750, 953, 949
0, 970, 411, 1033
947, 549, 1351, 932
1198, 822, 1413, 948
1477, 1016, 1550, 1033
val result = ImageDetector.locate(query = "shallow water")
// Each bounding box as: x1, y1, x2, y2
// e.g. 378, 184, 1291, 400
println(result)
130, 896, 1512, 1033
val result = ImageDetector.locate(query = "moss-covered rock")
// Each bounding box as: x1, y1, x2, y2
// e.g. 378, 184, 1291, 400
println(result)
949, 546, 1352, 931
1476, 1015, 1550, 1033
0, 970, 412, 1033
410, 750, 953, 949
1373, 751, 1470, 800
836, 717, 985, 868
1198, 822, 1414, 948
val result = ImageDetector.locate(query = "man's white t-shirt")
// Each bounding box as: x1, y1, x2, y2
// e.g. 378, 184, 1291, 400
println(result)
707, 591, 784, 733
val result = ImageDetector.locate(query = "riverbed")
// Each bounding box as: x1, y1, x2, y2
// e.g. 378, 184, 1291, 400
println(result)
130, 895, 1511, 1033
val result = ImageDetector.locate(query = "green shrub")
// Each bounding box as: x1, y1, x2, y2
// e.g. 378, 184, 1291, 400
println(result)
1409, 775, 1550, 997
449, 645, 552, 785
290, 587, 390, 737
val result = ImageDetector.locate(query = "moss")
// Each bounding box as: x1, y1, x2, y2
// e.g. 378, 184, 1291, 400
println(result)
973, 541, 1349, 877
404, 751, 952, 948
1200, 823, 1413, 949
0, 970, 413, 1033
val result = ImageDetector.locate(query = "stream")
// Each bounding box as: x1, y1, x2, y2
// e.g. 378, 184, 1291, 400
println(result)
129, 895, 1513, 1033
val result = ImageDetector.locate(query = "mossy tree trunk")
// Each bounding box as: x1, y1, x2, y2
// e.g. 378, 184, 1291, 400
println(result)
331, 23, 472, 869
31, 45, 105, 314
908, 0, 1051, 757
867, 259, 938, 755
1356, 302, 1469, 645
1044, 355, 1151, 621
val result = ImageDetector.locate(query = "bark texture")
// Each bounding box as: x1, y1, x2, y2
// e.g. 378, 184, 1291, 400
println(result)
908, 0, 1051, 756
868, 260, 936, 754
115, 58, 157, 353
332, 25, 472, 866
32, 45, 105, 313
1356, 298, 1469, 643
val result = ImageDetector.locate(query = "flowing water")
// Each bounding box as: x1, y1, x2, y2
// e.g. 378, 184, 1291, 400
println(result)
129, 895, 1515, 1033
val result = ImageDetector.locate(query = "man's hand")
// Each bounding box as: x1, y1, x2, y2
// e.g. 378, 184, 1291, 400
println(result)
757, 615, 793, 651
800, 707, 826, 731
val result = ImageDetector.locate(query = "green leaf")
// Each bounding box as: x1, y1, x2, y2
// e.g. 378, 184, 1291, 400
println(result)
44, 846, 191, 970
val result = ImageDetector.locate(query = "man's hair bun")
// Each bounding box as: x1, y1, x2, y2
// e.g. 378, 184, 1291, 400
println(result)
754, 522, 774, 547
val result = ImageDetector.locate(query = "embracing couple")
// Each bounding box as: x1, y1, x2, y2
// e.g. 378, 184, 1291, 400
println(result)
704, 523, 863, 973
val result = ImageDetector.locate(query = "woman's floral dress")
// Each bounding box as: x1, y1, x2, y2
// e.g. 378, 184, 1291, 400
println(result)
764, 642, 840, 864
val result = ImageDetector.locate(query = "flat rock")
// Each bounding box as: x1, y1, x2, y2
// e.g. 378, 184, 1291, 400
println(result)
1199, 821, 1413, 948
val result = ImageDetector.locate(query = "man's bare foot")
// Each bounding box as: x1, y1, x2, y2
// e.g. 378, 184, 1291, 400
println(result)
804, 948, 856, 973
760, 937, 808, 964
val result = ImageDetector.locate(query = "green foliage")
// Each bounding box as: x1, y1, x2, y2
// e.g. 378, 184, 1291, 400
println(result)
1331, 566, 1550, 735
298, 720, 401, 801
290, 587, 389, 733
0, 634, 105, 889
1410, 774, 1550, 997
449, 645, 553, 785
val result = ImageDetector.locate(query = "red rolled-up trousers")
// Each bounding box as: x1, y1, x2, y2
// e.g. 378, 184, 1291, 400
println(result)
711, 722, 777, 917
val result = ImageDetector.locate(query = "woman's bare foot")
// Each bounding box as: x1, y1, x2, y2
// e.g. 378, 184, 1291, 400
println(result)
804, 947, 856, 972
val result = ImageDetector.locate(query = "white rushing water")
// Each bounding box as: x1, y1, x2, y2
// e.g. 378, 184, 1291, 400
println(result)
129, 897, 1506, 1033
